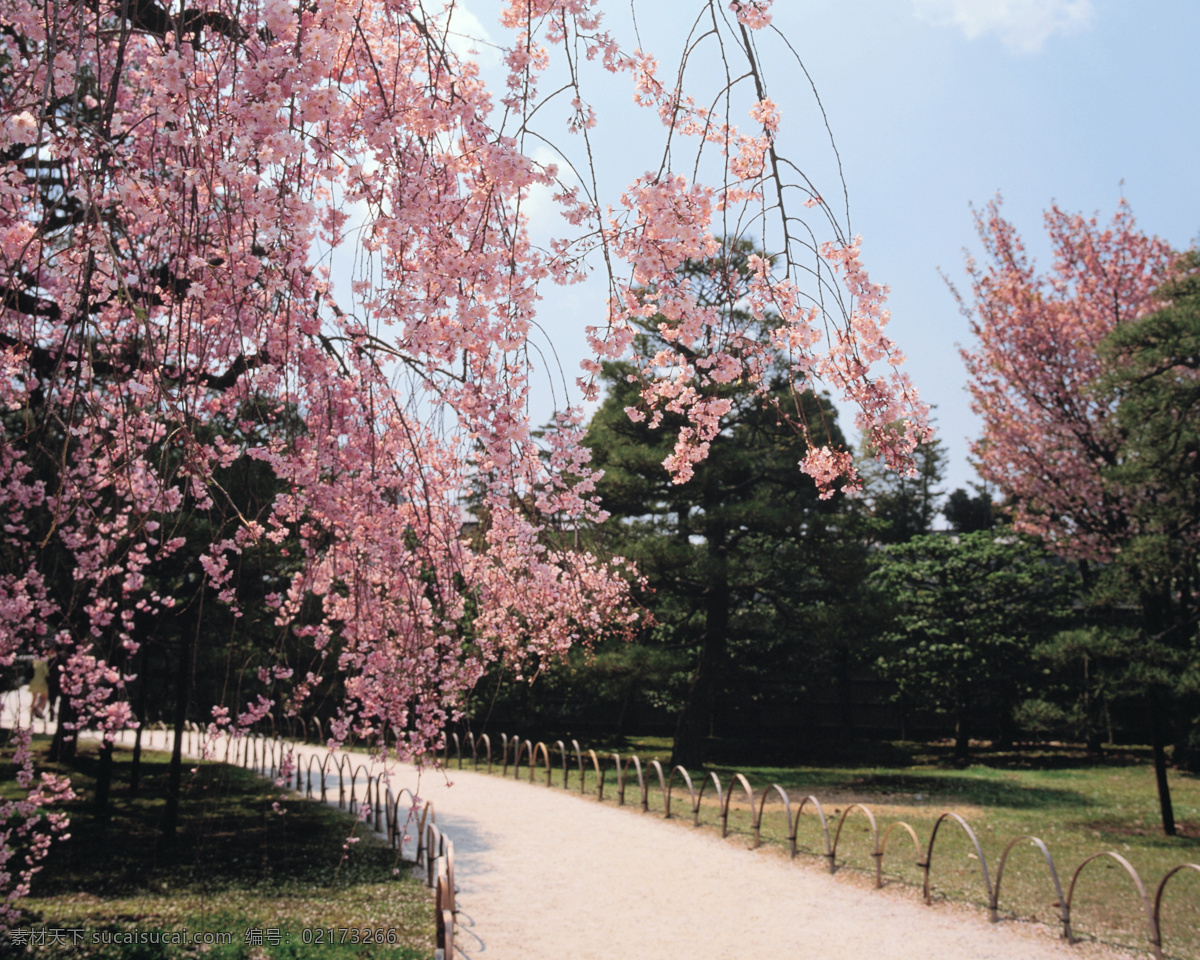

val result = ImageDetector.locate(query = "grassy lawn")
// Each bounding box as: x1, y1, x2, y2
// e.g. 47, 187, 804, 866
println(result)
455, 735, 1200, 959
0, 736, 432, 959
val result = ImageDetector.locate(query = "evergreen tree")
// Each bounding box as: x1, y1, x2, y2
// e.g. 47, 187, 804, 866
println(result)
858, 434, 948, 543
871, 530, 1077, 759
943, 485, 996, 533
584, 249, 866, 769
1098, 250, 1200, 773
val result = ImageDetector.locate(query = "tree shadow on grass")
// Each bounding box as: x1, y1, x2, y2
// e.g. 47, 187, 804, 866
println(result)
701, 735, 1171, 774
2, 741, 381, 900
1081, 818, 1200, 847
918, 742, 1164, 772
710, 767, 1095, 811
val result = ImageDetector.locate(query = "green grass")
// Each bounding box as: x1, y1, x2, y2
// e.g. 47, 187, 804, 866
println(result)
0, 736, 433, 959
451, 736, 1200, 959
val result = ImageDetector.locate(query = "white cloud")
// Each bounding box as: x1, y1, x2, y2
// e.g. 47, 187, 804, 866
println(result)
911, 0, 1094, 53
437, 3, 502, 69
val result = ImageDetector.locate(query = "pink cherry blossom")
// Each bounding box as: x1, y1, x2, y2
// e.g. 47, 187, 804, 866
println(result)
0, 0, 927, 922
958, 196, 1174, 560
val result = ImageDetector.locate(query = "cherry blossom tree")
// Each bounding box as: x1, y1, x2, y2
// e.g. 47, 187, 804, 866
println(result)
0, 0, 927, 909
958, 197, 1174, 560
956, 196, 1184, 833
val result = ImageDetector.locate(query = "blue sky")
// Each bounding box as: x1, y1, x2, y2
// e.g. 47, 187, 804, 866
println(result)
449, 0, 1200, 497
782, 0, 1200, 494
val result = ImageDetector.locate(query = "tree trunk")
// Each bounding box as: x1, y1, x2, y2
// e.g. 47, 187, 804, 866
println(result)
49, 694, 77, 762
670, 523, 729, 771
130, 723, 144, 797
1140, 588, 1176, 836
1149, 687, 1176, 837
954, 692, 971, 761
130, 646, 149, 797
836, 645, 855, 743
1082, 653, 1105, 754
94, 739, 114, 813
163, 632, 190, 838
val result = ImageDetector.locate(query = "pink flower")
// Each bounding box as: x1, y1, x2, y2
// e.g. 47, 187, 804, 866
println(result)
729, 1, 773, 29
5, 112, 37, 145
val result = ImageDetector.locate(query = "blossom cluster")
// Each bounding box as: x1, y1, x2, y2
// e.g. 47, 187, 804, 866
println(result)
959, 198, 1174, 559
0, 0, 925, 923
